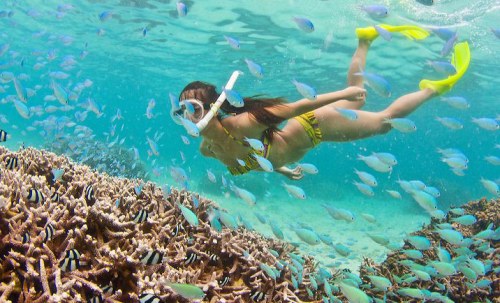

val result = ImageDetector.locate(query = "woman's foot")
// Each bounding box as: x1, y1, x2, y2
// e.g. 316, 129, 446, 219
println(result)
356, 24, 430, 41
419, 41, 470, 95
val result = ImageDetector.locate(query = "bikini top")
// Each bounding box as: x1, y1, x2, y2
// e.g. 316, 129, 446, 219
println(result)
217, 110, 271, 175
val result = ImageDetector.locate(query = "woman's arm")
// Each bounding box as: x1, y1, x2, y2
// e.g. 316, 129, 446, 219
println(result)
267, 86, 366, 120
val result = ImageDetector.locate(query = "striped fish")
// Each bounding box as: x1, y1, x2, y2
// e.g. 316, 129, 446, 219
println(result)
133, 209, 148, 223
51, 192, 60, 203
84, 185, 94, 202
208, 253, 219, 265
0, 129, 7, 142
65, 248, 81, 260
43, 224, 55, 242
140, 250, 163, 265
184, 252, 199, 265
60, 256, 79, 272
101, 282, 114, 295
5, 156, 18, 169
218, 274, 231, 287
171, 223, 183, 237
27, 188, 44, 203
250, 290, 266, 302
22, 232, 30, 243
139, 293, 162, 303
87, 295, 103, 303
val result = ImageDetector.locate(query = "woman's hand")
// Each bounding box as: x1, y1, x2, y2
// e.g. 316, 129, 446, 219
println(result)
276, 166, 304, 180
342, 86, 367, 102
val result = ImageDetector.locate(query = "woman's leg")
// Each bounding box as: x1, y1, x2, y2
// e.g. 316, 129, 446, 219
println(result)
332, 39, 371, 110
316, 88, 436, 141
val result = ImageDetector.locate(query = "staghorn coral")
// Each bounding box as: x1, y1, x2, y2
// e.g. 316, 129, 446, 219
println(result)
1, 146, 498, 303
359, 198, 499, 303
0, 146, 325, 302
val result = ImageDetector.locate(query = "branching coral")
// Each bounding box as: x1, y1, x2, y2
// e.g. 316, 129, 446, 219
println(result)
0, 147, 323, 302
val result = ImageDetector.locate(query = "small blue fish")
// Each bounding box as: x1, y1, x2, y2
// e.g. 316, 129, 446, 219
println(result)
244, 137, 264, 152
354, 71, 391, 97
178, 116, 200, 137
440, 96, 470, 109
134, 184, 143, 196
452, 215, 476, 226
435, 117, 463, 130
282, 182, 306, 199
427, 60, 457, 75
244, 59, 264, 79
471, 117, 499, 131
253, 154, 274, 172
372, 152, 397, 165
224, 35, 240, 49
441, 33, 458, 56
484, 155, 500, 165
177, 2, 187, 17
335, 107, 358, 120
353, 181, 375, 196
13, 99, 31, 119
292, 17, 314, 33
142, 27, 148, 37
223, 88, 244, 107
99, 11, 113, 22
384, 118, 417, 133
374, 25, 392, 41
297, 163, 318, 174
354, 169, 377, 186
52, 168, 64, 182
360, 5, 389, 19
292, 79, 317, 101
13, 78, 27, 103
491, 28, 500, 39
431, 27, 456, 41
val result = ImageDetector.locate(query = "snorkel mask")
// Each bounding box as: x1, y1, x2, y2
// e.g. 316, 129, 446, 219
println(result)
170, 99, 207, 124
172, 70, 242, 136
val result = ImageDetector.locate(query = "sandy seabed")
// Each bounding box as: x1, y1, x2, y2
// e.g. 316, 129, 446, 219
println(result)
0, 146, 498, 302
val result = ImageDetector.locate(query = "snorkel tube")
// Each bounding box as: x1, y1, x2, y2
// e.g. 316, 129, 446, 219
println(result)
174, 70, 242, 137
195, 70, 243, 131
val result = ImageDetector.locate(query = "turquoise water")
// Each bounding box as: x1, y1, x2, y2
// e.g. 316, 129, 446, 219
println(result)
0, 0, 499, 268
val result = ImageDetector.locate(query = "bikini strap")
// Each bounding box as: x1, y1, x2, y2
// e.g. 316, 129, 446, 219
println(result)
221, 125, 247, 146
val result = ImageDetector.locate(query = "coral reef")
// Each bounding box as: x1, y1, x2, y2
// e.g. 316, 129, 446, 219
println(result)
0, 147, 322, 302
0, 146, 498, 302
360, 198, 499, 302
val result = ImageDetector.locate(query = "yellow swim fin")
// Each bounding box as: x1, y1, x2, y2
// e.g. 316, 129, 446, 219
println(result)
419, 41, 471, 95
356, 24, 430, 41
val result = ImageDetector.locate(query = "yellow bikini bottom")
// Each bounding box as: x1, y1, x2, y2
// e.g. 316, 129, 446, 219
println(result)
293, 111, 322, 147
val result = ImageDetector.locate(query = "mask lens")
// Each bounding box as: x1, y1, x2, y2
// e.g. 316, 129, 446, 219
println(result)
176, 99, 205, 123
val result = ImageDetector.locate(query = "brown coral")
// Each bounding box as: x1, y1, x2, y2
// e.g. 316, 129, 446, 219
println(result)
0, 147, 326, 302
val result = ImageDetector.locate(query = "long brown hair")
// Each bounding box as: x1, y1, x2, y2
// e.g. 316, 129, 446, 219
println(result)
179, 81, 287, 140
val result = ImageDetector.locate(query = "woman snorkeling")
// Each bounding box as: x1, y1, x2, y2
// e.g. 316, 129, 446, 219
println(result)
176, 24, 470, 180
